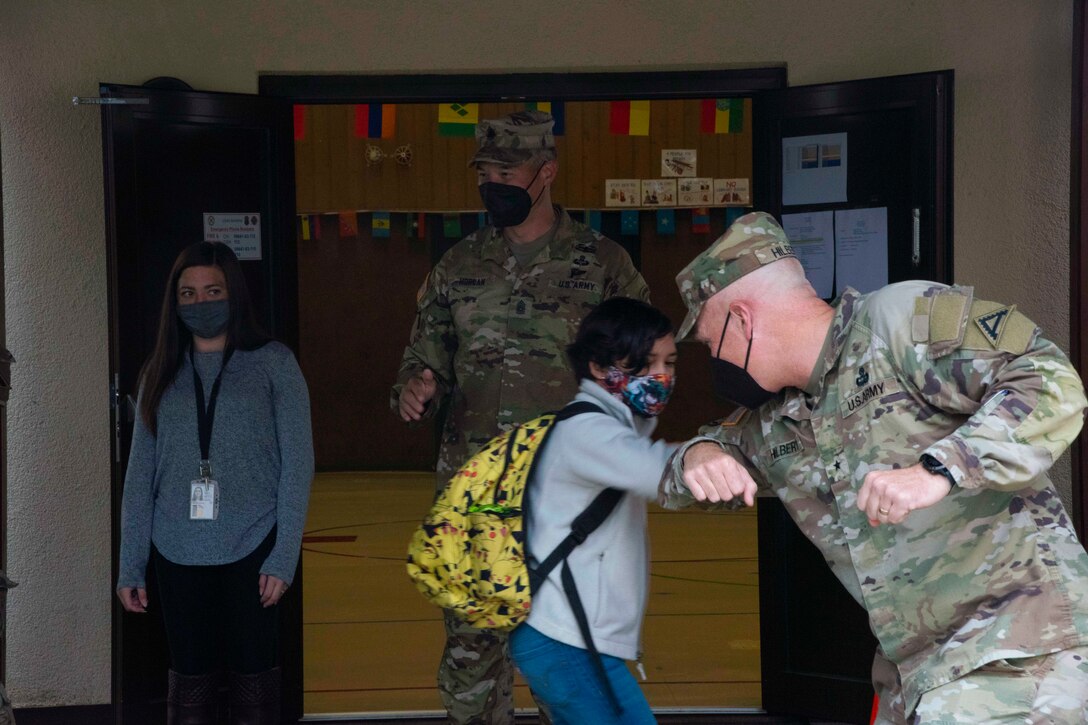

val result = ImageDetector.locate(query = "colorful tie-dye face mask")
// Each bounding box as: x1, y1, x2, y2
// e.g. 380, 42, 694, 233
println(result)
603, 367, 676, 418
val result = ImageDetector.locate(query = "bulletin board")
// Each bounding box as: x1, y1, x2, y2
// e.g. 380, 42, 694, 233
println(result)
293, 99, 752, 213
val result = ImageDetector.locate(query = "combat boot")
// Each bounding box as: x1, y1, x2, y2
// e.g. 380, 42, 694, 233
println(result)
229, 667, 280, 725
166, 669, 217, 725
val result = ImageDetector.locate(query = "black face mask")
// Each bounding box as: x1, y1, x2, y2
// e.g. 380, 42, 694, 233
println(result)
478, 162, 546, 228
710, 312, 776, 409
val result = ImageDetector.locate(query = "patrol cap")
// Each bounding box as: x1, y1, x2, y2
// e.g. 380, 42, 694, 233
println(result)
675, 211, 797, 342
468, 110, 556, 167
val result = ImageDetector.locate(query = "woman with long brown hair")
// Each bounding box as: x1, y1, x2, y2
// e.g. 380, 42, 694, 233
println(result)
117, 242, 313, 724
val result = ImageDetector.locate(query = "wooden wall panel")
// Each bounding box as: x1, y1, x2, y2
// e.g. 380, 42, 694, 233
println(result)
294, 99, 751, 213
297, 214, 438, 471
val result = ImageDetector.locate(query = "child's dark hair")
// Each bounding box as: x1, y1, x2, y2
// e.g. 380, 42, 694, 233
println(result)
566, 297, 673, 383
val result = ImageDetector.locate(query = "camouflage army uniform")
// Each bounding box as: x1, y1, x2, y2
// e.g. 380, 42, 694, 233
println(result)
661, 280, 1088, 722
393, 207, 648, 723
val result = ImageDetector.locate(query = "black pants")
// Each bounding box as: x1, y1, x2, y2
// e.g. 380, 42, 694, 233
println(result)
153, 528, 279, 675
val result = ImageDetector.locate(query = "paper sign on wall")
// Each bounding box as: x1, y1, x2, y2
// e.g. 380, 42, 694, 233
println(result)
661, 149, 697, 177
714, 178, 750, 206
605, 180, 640, 207
204, 213, 261, 260
640, 179, 676, 207
678, 178, 713, 207
835, 207, 888, 296
782, 133, 848, 206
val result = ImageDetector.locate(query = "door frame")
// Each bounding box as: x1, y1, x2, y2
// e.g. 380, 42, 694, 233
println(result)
102, 83, 299, 723
1072, 0, 1087, 539
261, 67, 793, 721
259, 68, 787, 103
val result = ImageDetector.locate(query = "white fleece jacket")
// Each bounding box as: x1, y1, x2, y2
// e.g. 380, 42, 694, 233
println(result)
524, 378, 678, 661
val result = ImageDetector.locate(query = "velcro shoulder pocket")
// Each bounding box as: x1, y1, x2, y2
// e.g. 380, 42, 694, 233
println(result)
912, 286, 973, 358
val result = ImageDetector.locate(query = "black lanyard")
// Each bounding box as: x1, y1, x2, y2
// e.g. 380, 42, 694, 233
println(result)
190, 345, 234, 478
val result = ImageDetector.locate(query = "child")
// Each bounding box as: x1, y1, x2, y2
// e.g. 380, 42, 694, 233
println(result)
510, 297, 679, 724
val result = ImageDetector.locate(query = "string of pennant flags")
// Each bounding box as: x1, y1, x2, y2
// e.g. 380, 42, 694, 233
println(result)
292, 99, 743, 141
297, 207, 749, 241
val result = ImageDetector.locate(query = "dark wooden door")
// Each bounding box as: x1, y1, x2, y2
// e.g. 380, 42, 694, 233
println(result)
752, 71, 954, 723
101, 81, 300, 723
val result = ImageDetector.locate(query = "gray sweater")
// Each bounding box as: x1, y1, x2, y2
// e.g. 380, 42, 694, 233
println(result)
118, 341, 314, 589
526, 380, 678, 661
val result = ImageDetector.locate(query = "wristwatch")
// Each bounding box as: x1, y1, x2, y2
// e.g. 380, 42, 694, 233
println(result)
920, 453, 956, 489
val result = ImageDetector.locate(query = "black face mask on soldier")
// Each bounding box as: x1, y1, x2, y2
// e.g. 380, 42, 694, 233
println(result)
710, 311, 776, 409
478, 162, 546, 228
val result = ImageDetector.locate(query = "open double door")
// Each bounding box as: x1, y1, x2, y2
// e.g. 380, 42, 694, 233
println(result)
103, 68, 952, 724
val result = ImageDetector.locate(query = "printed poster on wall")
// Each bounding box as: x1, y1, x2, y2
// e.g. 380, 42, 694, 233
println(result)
835, 207, 888, 295
782, 133, 848, 206
714, 178, 750, 206
678, 178, 713, 207
661, 149, 697, 177
203, 213, 261, 260
640, 179, 677, 207
782, 211, 835, 299
605, 179, 640, 207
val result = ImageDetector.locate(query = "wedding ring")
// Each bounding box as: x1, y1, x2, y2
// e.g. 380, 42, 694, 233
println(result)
878, 507, 890, 515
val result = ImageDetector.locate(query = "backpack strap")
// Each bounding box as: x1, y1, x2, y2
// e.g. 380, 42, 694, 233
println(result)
561, 558, 624, 715
528, 486, 624, 590
521, 400, 606, 556
523, 399, 627, 715
553, 399, 606, 421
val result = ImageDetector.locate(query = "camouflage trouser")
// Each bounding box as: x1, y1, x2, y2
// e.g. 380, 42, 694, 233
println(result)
873, 646, 1088, 724
439, 611, 553, 725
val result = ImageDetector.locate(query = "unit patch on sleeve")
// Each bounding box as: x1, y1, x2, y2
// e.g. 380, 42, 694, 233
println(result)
962, 299, 1037, 354
973, 305, 1014, 346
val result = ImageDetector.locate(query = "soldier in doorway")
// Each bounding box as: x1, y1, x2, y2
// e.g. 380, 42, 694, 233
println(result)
658, 211, 1088, 723
391, 110, 649, 723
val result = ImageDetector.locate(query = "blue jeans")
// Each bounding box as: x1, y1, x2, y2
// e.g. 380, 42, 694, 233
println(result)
509, 624, 656, 725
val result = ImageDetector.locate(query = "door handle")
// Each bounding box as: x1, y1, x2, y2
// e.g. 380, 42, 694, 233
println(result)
911, 208, 921, 266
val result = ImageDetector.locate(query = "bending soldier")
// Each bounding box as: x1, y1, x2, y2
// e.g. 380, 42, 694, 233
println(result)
660, 211, 1088, 724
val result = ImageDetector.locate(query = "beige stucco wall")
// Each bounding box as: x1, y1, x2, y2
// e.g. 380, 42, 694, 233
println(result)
0, 0, 1075, 709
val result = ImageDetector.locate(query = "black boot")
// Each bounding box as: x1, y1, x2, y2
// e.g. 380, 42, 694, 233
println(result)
229, 667, 280, 725
167, 669, 218, 725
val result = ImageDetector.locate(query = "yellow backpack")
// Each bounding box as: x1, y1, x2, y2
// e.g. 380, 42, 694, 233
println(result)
406, 401, 621, 631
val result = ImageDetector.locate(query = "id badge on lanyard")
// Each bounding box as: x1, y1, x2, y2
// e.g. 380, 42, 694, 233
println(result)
190, 347, 232, 522
190, 476, 219, 521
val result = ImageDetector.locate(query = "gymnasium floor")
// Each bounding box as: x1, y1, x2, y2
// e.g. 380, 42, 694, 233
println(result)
301, 471, 762, 718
